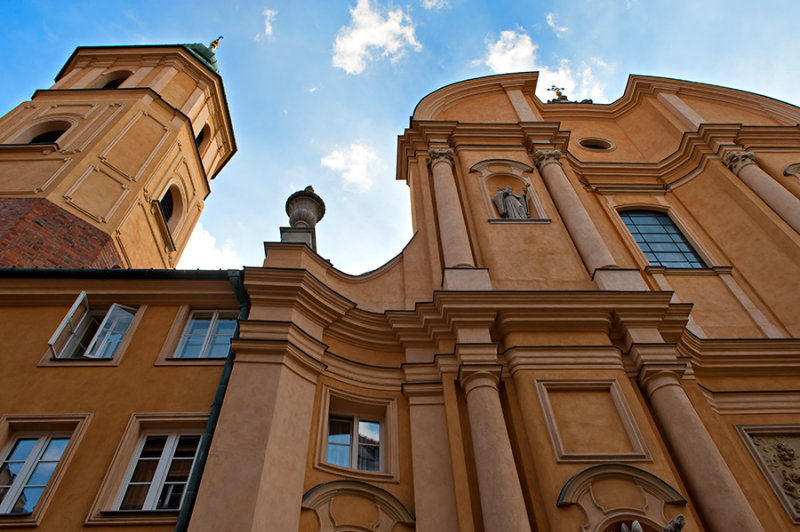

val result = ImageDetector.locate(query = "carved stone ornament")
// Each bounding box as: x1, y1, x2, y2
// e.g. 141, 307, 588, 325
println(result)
723, 150, 756, 175
533, 149, 562, 171
784, 162, 800, 181
428, 147, 454, 168
737, 426, 800, 523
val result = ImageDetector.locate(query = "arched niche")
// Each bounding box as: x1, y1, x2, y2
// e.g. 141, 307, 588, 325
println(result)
470, 158, 547, 221
301, 480, 415, 532
16, 119, 74, 145
557, 463, 686, 532
94, 70, 133, 89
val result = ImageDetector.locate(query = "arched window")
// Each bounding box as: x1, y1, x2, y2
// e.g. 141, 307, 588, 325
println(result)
620, 210, 706, 269
194, 124, 210, 155
94, 70, 132, 89
158, 185, 184, 234
23, 120, 72, 145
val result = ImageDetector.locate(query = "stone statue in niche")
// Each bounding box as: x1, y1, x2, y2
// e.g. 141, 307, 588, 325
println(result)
616, 515, 684, 532
493, 185, 530, 219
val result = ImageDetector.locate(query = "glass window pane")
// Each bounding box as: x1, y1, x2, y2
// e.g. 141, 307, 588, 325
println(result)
204, 336, 231, 358
328, 419, 351, 444
140, 436, 167, 458
7, 439, 37, 462
326, 443, 350, 467
129, 459, 159, 483
11, 486, 44, 514
0, 462, 23, 486
357, 444, 380, 471
119, 484, 149, 511
165, 459, 193, 482
213, 318, 237, 335
358, 421, 380, 445
187, 316, 212, 335
174, 436, 200, 458
26, 461, 56, 487
176, 336, 205, 358
156, 483, 185, 510
41, 438, 69, 461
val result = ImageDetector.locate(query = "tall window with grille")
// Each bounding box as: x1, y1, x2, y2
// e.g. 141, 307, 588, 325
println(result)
620, 210, 706, 269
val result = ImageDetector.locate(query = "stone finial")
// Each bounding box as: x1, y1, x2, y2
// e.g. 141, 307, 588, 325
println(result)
285, 186, 325, 228
428, 147, 455, 168
723, 151, 756, 175
533, 149, 562, 171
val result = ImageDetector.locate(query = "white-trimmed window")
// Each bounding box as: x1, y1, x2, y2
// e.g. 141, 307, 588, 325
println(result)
47, 291, 137, 359
115, 432, 200, 512
174, 311, 237, 359
326, 416, 382, 472
0, 434, 70, 515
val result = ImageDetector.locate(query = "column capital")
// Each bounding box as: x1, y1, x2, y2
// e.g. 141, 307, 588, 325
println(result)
637, 364, 686, 398
458, 364, 501, 396
533, 149, 562, 171
723, 150, 756, 175
428, 146, 455, 168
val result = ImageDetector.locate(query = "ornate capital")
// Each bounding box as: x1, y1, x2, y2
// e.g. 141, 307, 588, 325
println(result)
428, 146, 454, 168
723, 150, 756, 175
533, 149, 562, 171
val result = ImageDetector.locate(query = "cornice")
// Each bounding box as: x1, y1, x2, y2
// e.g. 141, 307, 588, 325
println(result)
678, 332, 800, 376
244, 267, 356, 327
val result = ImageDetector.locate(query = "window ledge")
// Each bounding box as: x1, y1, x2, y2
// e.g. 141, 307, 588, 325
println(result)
488, 218, 551, 224
87, 510, 179, 526
645, 265, 733, 276
38, 356, 119, 368
0, 143, 59, 155
155, 356, 227, 366
315, 461, 399, 483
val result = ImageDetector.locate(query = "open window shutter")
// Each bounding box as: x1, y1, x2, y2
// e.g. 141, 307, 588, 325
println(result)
47, 291, 89, 358
84, 303, 136, 359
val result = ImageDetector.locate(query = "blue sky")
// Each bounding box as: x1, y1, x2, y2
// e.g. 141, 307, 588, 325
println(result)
2, 0, 799, 273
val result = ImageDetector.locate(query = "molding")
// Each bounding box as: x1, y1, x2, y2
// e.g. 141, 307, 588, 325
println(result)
557, 462, 685, 532
0, 413, 91, 528
301, 480, 414, 531
678, 332, 800, 376
536, 379, 650, 462
702, 387, 800, 415
313, 385, 400, 483
504, 345, 624, 372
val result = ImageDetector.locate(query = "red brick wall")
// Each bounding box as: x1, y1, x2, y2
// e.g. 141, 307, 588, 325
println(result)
0, 198, 123, 268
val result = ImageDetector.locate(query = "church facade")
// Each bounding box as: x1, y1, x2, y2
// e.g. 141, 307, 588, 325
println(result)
1, 43, 800, 532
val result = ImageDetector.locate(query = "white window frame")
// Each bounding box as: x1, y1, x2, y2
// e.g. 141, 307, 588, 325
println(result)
0, 432, 71, 515
47, 291, 137, 360
326, 415, 383, 472
173, 310, 238, 359
114, 431, 201, 512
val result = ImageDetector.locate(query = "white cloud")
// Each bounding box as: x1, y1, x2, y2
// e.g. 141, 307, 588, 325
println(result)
177, 223, 244, 269
545, 13, 568, 37
421, 0, 448, 9
308, 87, 318, 93
263, 9, 277, 36
321, 142, 381, 192
480, 30, 608, 103
332, 0, 421, 75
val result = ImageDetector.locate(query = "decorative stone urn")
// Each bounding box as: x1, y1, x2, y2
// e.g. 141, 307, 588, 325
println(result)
285, 186, 325, 228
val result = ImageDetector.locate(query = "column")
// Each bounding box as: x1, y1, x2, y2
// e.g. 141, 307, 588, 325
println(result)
429, 145, 475, 268
725, 151, 800, 234
534, 150, 634, 290
460, 369, 531, 532
638, 365, 764, 531
404, 381, 460, 531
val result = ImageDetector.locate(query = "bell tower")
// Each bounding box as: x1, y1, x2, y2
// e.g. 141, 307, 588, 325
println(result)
0, 43, 236, 268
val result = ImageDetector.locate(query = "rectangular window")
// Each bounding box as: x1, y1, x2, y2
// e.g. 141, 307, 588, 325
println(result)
116, 432, 200, 512
174, 311, 237, 359
47, 291, 137, 359
0, 434, 70, 515
326, 417, 382, 472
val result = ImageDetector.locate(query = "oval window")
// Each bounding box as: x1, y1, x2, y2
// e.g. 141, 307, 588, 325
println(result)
579, 138, 614, 151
